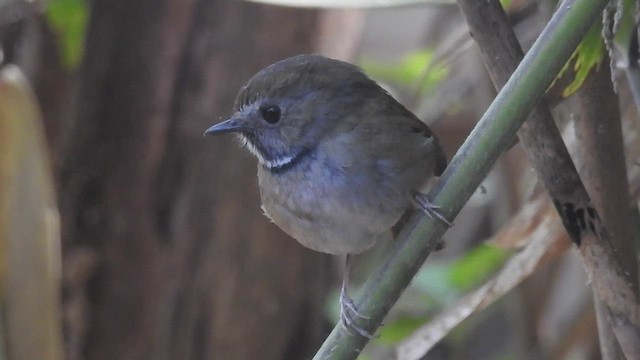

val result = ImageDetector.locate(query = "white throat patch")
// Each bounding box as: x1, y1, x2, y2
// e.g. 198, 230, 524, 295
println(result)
238, 134, 296, 170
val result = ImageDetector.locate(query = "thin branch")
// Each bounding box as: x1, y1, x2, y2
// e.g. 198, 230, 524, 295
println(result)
571, 55, 637, 359
313, 1, 611, 358
572, 61, 637, 293
456, 0, 640, 358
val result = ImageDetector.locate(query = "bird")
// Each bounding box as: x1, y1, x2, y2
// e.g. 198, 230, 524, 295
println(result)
204, 54, 450, 338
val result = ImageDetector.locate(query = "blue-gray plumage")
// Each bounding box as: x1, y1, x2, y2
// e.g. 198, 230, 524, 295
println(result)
204, 54, 449, 337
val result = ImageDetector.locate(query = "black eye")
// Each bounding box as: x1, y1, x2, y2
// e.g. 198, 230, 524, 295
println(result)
260, 105, 281, 124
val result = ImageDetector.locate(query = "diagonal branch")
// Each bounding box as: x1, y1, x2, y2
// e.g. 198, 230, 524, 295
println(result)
313, 1, 611, 358
455, 0, 640, 357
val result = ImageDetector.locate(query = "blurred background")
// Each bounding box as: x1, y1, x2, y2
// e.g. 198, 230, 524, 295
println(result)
1, 0, 638, 359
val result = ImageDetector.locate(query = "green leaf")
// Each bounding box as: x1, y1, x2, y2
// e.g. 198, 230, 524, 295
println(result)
555, 21, 605, 97
376, 316, 427, 344
45, 0, 88, 69
360, 50, 448, 95
412, 264, 460, 305
448, 244, 510, 291
411, 244, 510, 302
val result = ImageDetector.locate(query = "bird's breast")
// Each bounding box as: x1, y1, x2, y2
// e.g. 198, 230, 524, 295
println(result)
256, 152, 410, 255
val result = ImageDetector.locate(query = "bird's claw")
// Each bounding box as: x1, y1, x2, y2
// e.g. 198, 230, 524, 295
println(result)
340, 287, 375, 338
413, 192, 453, 227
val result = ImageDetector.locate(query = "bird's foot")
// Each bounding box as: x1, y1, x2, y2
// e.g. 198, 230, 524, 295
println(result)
339, 287, 375, 338
413, 192, 453, 227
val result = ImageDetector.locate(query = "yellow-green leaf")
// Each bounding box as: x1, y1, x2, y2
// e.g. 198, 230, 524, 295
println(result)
45, 0, 88, 69
556, 21, 605, 97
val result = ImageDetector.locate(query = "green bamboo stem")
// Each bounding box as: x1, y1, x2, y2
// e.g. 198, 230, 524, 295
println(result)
313, 0, 610, 358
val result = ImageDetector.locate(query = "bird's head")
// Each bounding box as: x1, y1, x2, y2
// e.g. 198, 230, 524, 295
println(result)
204, 54, 383, 171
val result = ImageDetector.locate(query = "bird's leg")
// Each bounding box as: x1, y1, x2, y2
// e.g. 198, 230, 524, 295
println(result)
412, 191, 453, 227
339, 254, 374, 338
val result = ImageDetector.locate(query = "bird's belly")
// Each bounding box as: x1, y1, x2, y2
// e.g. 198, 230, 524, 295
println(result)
258, 165, 408, 255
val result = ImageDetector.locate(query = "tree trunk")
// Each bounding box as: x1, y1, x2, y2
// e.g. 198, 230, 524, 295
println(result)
58, 1, 331, 359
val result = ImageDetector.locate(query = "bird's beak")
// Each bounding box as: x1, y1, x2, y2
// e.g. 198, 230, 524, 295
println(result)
204, 117, 244, 137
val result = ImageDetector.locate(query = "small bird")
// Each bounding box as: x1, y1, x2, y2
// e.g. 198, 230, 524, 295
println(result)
204, 54, 449, 337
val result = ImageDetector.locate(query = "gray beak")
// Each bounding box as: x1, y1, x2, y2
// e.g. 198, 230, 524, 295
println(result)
204, 117, 244, 137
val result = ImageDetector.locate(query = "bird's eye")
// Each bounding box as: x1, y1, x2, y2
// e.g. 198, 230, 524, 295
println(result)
260, 105, 281, 124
